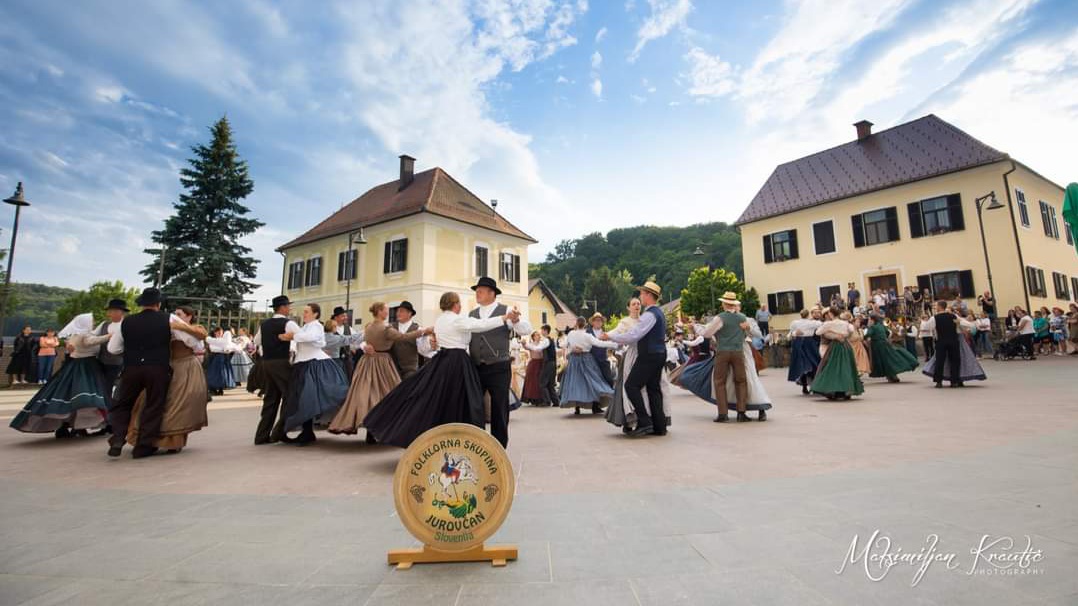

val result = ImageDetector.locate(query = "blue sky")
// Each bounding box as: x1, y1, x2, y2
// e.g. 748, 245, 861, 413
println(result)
1, 0, 1076, 307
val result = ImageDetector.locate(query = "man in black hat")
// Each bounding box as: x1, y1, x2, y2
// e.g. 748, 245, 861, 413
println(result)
105, 288, 172, 458
468, 277, 530, 447
330, 306, 356, 378
389, 300, 428, 380
93, 298, 129, 432
253, 295, 301, 444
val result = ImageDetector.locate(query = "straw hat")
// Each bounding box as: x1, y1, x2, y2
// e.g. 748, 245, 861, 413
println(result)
637, 281, 662, 298
719, 291, 740, 306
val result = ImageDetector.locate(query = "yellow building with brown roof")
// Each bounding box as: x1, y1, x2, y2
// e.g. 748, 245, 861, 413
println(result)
277, 155, 537, 325
738, 115, 1078, 329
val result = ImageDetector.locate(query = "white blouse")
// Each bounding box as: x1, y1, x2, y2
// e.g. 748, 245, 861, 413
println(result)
432, 311, 508, 350
566, 329, 617, 353
170, 315, 203, 350
290, 320, 329, 362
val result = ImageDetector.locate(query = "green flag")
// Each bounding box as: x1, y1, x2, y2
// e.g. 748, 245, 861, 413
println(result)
1064, 183, 1078, 255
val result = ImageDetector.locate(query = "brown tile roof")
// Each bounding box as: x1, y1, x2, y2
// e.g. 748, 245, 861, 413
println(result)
278, 167, 536, 250
735, 114, 1009, 225
528, 278, 576, 317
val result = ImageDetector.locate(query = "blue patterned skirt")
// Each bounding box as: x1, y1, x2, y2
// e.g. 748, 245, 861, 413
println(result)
206, 353, 236, 391
787, 336, 821, 384
283, 358, 349, 431
560, 353, 614, 407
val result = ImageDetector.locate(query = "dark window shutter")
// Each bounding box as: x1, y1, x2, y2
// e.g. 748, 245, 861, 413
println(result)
337, 252, 345, 281
1039, 269, 1046, 296
884, 207, 900, 242
763, 235, 773, 263
958, 270, 974, 298
400, 239, 408, 271
916, 274, 931, 295
383, 242, 391, 273
812, 221, 835, 254
908, 202, 924, 238
851, 215, 865, 248
514, 255, 520, 282
767, 293, 777, 312
788, 230, 799, 260
947, 194, 965, 231
1040, 202, 1051, 236
1026, 267, 1035, 295
793, 291, 804, 312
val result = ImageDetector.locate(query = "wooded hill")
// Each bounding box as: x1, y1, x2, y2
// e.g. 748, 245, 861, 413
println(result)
531, 222, 742, 318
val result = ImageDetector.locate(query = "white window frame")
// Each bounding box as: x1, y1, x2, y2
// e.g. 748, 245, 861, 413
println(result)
386, 234, 407, 274
287, 259, 305, 290
304, 254, 323, 288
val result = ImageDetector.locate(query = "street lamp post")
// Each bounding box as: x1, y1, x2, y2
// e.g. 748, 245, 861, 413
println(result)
1, 182, 30, 341
693, 245, 716, 314
975, 191, 1005, 331
580, 299, 598, 315
343, 227, 368, 321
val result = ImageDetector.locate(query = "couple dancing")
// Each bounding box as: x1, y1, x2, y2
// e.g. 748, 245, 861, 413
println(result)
363, 277, 531, 449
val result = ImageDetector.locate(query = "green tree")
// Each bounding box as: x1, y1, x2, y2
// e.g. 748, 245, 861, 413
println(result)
582, 266, 636, 317
142, 116, 263, 307
680, 266, 759, 318
56, 281, 140, 326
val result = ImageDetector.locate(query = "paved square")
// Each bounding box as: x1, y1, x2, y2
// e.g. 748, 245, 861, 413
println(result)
1, 358, 1075, 605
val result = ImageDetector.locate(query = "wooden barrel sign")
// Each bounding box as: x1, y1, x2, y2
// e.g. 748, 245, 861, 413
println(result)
392, 423, 515, 555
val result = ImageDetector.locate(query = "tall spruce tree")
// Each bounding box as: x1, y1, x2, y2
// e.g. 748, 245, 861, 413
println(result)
142, 117, 262, 307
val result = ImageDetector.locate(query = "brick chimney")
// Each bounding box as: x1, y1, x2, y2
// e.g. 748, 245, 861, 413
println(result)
854, 120, 873, 140
398, 154, 415, 190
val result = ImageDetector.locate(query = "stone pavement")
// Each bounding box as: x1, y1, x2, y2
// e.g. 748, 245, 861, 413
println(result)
0, 357, 1075, 605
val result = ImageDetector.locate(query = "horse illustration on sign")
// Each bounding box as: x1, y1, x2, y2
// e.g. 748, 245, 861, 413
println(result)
428, 452, 478, 500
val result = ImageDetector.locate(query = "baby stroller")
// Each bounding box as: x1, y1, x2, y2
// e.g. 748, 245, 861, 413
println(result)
994, 329, 1031, 361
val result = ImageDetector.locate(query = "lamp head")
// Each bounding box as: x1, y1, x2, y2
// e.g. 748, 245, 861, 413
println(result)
352, 227, 367, 245
3, 182, 30, 207
692, 246, 705, 256
985, 192, 1004, 211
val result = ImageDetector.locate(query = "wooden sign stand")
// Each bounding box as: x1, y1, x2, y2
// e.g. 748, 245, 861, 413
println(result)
388, 544, 518, 570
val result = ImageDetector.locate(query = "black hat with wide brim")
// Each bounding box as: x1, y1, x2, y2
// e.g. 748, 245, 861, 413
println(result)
105, 298, 130, 312
397, 300, 416, 315
271, 295, 291, 309
470, 276, 502, 296
134, 288, 163, 307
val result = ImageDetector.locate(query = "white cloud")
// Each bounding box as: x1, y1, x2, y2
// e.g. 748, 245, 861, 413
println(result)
683, 47, 735, 98
95, 85, 127, 103
629, 0, 692, 62
556, 74, 570, 83
737, 0, 912, 123
630, 93, 646, 103
595, 26, 608, 43
591, 77, 603, 97
591, 50, 603, 68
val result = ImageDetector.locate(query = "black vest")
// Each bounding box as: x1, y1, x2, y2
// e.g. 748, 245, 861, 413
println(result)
586, 327, 607, 366
469, 304, 511, 365
934, 313, 959, 345
261, 317, 291, 360
120, 310, 171, 367
544, 336, 556, 361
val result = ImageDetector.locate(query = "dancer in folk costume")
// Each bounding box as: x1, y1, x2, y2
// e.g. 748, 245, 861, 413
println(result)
252, 296, 295, 444
9, 314, 111, 437
698, 291, 752, 423
105, 288, 174, 459
521, 331, 548, 405
585, 313, 615, 387
866, 314, 918, 382
329, 302, 428, 439
922, 301, 986, 387
810, 311, 864, 400
786, 309, 822, 394
603, 281, 669, 437
276, 303, 350, 446
204, 327, 235, 395
230, 327, 254, 385
561, 317, 618, 414
125, 306, 209, 453
679, 302, 772, 421
847, 317, 872, 376
363, 291, 523, 448
607, 297, 672, 431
